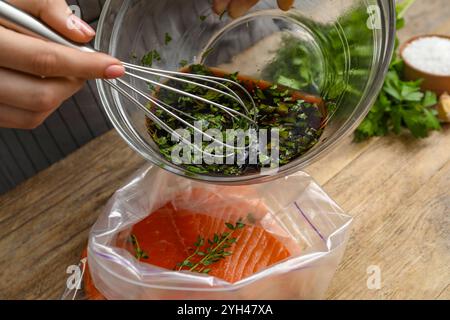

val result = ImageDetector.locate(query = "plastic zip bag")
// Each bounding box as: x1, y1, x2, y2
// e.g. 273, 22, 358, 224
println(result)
65, 165, 351, 300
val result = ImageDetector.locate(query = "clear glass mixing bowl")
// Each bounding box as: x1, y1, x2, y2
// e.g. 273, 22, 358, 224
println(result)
95, 0, 396, 184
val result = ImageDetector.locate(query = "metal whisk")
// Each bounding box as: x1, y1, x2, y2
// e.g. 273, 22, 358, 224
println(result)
0, 1, 256, 153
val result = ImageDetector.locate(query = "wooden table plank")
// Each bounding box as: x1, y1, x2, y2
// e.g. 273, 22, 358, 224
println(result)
321, 130, 450, 299
0, 132, 145, 299
1, 0, 449, 300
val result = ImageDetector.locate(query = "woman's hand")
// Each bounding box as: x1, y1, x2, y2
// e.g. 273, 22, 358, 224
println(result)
0, 0, 125, 130
212, 0, 294, 18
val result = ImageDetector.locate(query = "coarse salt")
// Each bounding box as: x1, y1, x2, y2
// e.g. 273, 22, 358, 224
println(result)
402, 36, 450, 76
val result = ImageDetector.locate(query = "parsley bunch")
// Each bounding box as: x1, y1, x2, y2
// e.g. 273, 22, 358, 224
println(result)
354, 0, 441, 141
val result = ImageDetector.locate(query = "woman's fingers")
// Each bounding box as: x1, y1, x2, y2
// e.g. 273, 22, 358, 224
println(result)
0, 26, 124, 79
0, 68, 84, 112
277, 0, 294, 11
6, 0, 95, 43
212, 0, 232, 15
0, 103, 51, 129
228, 0, 259, 18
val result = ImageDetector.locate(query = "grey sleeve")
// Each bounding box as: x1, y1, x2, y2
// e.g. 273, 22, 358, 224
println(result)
0, 0, 108, 195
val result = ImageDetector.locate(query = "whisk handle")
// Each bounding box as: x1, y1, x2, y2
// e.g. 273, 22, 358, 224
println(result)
0, 0, 95, 53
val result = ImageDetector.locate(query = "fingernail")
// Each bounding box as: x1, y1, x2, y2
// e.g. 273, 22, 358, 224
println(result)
70, 15, 96, 37
104, 64, 125, 79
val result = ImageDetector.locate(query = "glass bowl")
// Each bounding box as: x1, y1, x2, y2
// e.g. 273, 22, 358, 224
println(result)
95, 0, 396, 185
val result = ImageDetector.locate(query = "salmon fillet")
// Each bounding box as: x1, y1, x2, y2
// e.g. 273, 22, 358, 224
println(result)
83, 188, 292, 299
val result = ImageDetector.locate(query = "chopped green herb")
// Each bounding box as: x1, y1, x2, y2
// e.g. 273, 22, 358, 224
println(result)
199, 15, 207, 22
179, 59, 189, 68
141, 49, 161, 67
164, 32, 172, 45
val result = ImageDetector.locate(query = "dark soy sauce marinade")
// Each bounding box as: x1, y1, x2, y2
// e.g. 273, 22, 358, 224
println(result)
146, 64, 326, 176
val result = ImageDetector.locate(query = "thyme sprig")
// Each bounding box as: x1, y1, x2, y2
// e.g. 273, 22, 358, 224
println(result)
176, 219, 246, 274
129, 234, 149, 261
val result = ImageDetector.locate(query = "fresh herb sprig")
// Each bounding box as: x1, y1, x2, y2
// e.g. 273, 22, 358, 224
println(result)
129, 234, 149, 261
176, 220, 246, 274
354, 0, 441, 141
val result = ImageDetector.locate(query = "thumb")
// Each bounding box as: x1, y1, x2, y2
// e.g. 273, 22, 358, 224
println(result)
7, 0, 95, 43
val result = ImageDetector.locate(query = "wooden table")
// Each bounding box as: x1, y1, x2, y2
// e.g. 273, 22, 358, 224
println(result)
0, 1, 449, 300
